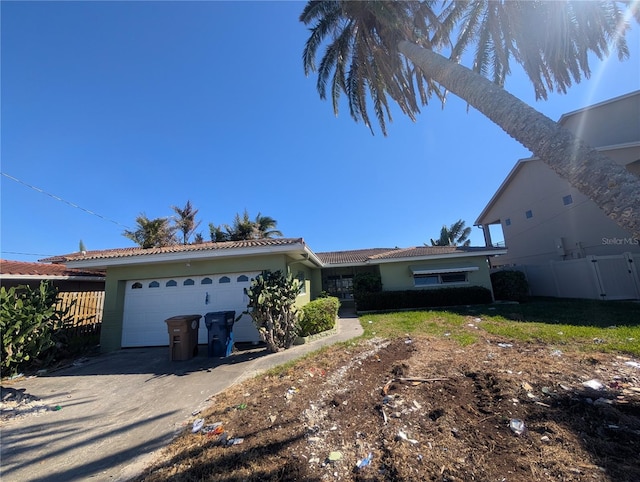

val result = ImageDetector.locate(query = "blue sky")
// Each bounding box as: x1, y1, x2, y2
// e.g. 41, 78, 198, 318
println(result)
2, 1, 639, 262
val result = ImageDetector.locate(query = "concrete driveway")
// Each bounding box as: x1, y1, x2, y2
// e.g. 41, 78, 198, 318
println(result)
0, 313, 363, 482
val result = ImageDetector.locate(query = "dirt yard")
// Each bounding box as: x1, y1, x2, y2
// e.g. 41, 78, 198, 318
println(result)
135, 332, 640, 482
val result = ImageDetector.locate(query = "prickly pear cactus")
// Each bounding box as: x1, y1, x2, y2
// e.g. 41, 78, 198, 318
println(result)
245, 271, 301, 352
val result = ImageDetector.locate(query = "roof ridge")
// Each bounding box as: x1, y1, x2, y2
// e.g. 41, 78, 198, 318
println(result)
39, 237, 306, 263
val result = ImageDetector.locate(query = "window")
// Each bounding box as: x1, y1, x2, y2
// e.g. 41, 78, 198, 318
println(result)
505, 218, 511, 226
563, 194, 573, 206
149, 281, 160, 288
201, 277, 213, 285
219, 276, 231, 284
183, 278, 195, 286
166, 280, 177, 287
132, 282, 142, 289
414, 275, 440, 286
525, 210, 533, 219
237, 275, 249, 282
441, 273, 467, 283
411, 266, 478, 287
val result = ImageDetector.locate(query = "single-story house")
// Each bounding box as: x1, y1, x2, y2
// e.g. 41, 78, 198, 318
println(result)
42, 238, 505, 352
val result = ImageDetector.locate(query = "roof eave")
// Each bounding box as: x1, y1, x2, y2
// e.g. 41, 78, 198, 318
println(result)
0, 274, 105, 282
475, 158, 533, 226
320, 261, 372, 268
558, 90, 640, 125
371, 249, 508, 264
65, 242, 311, 269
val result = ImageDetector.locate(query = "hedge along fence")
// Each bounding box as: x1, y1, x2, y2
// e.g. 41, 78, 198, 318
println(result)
355, 286, 493, 312
55, 291, 104, 337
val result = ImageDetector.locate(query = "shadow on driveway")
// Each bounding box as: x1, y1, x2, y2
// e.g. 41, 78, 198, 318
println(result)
0, 345, 270, 482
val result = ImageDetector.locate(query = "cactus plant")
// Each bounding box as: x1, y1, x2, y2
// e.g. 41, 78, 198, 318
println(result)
245, 271, 301, 352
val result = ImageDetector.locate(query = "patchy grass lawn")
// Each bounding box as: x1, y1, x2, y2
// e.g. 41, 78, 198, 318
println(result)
134, 299, 640, 482
362, 298, 640, 357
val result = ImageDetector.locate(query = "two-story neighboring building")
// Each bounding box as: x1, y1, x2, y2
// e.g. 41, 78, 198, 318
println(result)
475, 91, 640, 300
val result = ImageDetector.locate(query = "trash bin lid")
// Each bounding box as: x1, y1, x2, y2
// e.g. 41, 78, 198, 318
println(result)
165, 314, 202, 323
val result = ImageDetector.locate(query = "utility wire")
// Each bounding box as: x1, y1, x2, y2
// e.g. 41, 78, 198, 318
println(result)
1, 251, 56, 258
1, 171, 130, 229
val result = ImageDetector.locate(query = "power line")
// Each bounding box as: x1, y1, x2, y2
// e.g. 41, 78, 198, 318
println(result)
1, 251, 56, 258
1, 171, 130, 229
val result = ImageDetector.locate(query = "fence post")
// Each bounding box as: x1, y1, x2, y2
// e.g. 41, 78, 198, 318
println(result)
624, 252, 640, 300
586, 256, 607, 300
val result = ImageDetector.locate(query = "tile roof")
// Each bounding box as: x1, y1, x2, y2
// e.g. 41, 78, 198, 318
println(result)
370, 246, 498, 260
1, 260, 105, 278
316, 248, 396, 265
40, 238, 306, 263
316, 246, 501, 265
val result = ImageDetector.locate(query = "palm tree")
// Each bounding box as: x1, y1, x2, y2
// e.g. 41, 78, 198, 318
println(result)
210, 210, 283, 241
123, 214, 177, 249
429, 219, 472, 246
172, 200, 201, 245
254, 212, 283, 239
300, 1, 640, 237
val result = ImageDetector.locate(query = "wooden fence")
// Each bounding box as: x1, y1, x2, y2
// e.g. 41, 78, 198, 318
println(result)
56, 291, 105, 338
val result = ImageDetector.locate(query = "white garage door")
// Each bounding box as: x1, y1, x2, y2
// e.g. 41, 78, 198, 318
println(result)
122, 272, 260, 347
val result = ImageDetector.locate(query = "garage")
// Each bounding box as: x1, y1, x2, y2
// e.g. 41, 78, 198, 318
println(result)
122, 272, 261, 347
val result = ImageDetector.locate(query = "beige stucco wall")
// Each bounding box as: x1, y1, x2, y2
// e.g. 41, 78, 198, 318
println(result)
483, 159, 639, 267
100, 254, 318, 352
378, 256, 493, 293
478, 92, 640, 268
560, 92, 639, 147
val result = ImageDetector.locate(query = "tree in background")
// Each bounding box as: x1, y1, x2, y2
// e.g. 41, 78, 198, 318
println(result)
227, 209, 257, 241
209, 222, 229, 242
254, 212, 283, 239
123, 214, 177, 248
300, 1, 640, 237
429, 219, 472, 246
172, 200, 201, 245
209, 210, 283, 242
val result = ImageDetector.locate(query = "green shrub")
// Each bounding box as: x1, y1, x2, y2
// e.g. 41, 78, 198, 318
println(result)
353, 273, 382, 298
1, 281, 71, 377
300, 297, 340, 337
356, 286, 493, 311
245, 271, 301, 353
490, 270, 529, 302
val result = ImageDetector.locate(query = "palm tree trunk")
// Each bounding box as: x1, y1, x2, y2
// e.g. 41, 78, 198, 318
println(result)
398, 40, 640, 237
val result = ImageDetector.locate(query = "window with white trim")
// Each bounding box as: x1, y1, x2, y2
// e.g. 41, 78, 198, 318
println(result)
411, 266, 478, 287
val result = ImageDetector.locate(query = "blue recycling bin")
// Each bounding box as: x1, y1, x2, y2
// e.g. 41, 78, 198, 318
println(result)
204, 311, 236, 357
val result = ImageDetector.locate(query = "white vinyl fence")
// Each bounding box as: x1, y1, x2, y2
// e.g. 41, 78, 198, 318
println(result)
506, 252, 640, 301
